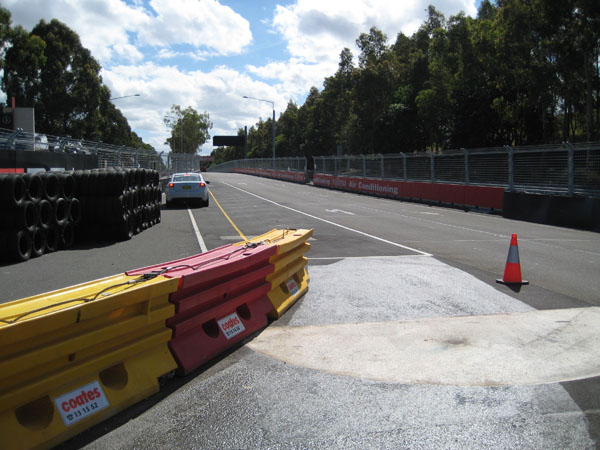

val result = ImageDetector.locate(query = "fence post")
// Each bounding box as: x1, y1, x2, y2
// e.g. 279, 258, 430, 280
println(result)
361, 154, 366, 177
564, 142, 575, 195
429, 151, 435, 182
461, 148, 469, 185
379, 153, 384, 179
504, 145, 514, 191
400, 152, 407, 180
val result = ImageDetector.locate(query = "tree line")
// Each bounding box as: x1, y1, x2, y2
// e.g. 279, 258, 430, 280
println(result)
0, 8, 153, 151
213, 0, 600, 165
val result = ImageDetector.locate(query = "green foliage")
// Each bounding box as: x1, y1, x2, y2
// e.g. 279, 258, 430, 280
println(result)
221, 0, 599, 165
163, 104, 212, 154
0, 15, 154, 150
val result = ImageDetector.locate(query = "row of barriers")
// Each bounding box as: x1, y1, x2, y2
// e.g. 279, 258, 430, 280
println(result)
0, 228, 312, 449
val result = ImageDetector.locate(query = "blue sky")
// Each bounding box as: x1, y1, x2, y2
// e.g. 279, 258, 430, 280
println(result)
3, 0, 480, 155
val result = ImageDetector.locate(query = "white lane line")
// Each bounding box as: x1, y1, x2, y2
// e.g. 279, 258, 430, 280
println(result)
221, 181, 431, 257
187, 208, 208, 252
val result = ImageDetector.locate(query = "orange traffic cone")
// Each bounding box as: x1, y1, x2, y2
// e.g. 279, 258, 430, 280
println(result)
496, 234, 529, 286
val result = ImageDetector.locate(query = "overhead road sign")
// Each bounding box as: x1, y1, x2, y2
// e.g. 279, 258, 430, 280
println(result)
213, 136, 245, 147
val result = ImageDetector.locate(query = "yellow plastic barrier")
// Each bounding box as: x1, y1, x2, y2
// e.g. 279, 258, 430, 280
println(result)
239, 228, 313, 318
0, 273, 179, 450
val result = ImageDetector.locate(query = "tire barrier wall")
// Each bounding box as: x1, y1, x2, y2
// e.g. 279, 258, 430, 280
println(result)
0, 169, 161, 263
503, 191, 600, 232
242, 228, 312, 319
73, 168, 162, 242
0, 172, 79, 263
127, 243, 279, 375
312, 173, 505, 211
0, 273, 180, 450
232, 167, 307, 184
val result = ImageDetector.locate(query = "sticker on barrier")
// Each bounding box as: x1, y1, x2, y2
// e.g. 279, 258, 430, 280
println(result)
54, 381, 110, 427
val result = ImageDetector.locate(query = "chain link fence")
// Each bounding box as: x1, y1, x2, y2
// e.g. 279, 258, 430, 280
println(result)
314, 143, 600, 196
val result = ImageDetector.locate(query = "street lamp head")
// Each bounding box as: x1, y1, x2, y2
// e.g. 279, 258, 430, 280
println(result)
110, 94, 141, 100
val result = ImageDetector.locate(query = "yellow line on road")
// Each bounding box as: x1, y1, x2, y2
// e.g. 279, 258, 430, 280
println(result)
209, 189, 247, 241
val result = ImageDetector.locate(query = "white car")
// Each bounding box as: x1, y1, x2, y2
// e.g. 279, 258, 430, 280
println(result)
165, 172, 209, 208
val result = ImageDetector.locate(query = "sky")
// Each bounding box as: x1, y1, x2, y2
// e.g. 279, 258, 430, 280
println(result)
2, 0, 480, 155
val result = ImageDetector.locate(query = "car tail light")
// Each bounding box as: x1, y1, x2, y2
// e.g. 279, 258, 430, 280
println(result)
168, 182, 174, 188
200, 182, 205, 187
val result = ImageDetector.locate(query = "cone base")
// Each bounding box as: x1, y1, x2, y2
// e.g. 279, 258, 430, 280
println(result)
496, 279, 529, 286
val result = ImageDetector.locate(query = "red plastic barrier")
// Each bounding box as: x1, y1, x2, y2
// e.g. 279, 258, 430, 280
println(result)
464, 185, 504, 210
0, 168, 24, 173
435, 183, 466, 205
127, 243, 277, 374
233, 168, 306, 183
313, 173, 334, 187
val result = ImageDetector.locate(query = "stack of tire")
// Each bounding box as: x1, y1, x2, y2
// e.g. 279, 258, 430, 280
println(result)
73, 168, 161, 241
0, 172, 81, 262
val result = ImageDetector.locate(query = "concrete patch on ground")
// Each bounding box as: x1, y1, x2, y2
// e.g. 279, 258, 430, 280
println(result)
292, 256, 533, 326
249, 307, 600, 386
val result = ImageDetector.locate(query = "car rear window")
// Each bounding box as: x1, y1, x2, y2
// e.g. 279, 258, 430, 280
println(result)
173, 174, 202, 182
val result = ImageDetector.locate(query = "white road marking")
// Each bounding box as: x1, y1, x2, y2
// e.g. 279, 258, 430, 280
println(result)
187, 208, 208, 252
325, 209, 356, 215
221, 181, 431, 256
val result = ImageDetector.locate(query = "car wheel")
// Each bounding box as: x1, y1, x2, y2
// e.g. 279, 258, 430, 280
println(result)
165, 200, 172, 208
203, 198, 209, 207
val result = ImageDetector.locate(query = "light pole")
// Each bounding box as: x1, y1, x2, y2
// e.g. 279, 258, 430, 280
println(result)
243, 95, 275, 160
110, 94, 141, 100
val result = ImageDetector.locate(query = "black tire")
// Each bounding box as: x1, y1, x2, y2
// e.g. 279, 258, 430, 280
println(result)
32, 227, 47, 258
58, 173, 75, 200
54, 197, 69, 226
203, 198, 209, 207
45, 225, 60, 253
0, 174, 27, 207
116, 212, 134, 241
40, 172, 60, 202
59, 221, 75, 249
69, 198, 82, 225
8, 229, 32, 262
23, 173, 43, 203
37, 199, 53, 229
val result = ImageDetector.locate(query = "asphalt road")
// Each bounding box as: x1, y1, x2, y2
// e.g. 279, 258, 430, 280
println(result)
2, 172, 599, 449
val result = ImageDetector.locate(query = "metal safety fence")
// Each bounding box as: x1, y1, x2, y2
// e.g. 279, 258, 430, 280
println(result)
0, 128, 175, 171
313, 143, 600, 197
209, 157, 307, 173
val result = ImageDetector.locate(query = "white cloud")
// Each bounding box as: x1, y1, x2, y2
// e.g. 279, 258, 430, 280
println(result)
137, 0, 252, 55
3, 0, 252, 64
101, 62, 287, 154
271, 0, 477, 64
